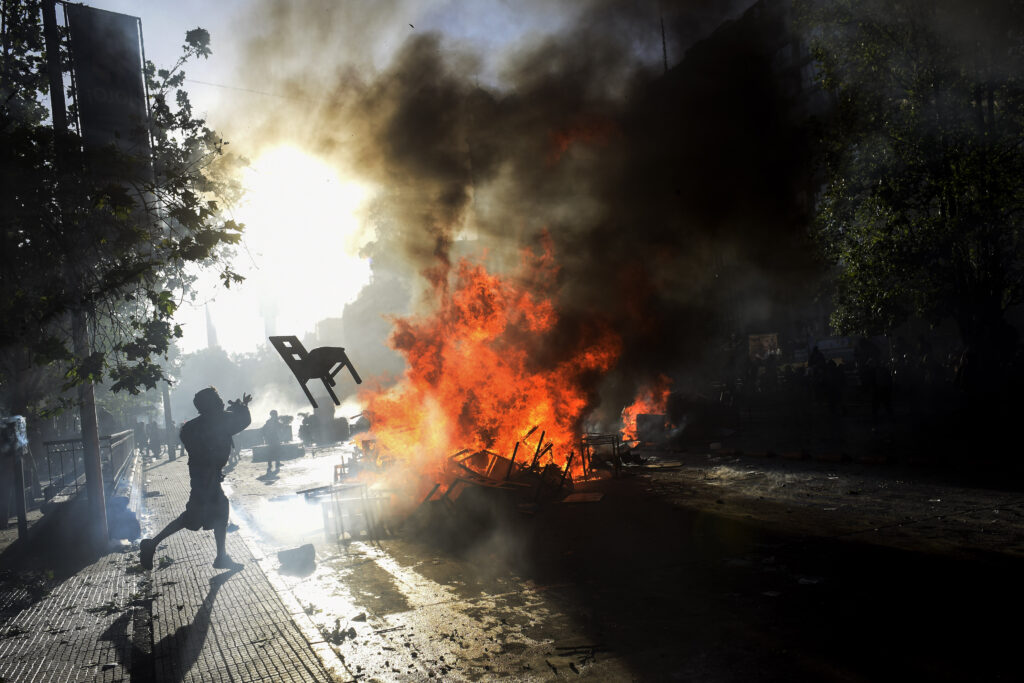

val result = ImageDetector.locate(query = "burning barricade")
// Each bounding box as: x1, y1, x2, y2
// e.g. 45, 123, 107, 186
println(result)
278, 243, 687, 542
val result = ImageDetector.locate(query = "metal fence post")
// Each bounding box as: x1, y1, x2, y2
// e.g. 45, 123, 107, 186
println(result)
1, 416, 30, 539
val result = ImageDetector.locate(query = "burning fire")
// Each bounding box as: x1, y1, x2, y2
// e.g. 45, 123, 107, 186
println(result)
360, 239, 621, 491
620, 374, 673, 442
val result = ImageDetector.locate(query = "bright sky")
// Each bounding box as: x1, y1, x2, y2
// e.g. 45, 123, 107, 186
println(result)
180, 146, 375, 354
74, 0, 585, 355
75, 0, 730, 356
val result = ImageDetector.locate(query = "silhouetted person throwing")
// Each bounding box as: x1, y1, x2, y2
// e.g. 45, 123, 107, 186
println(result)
140, 387, 251, 571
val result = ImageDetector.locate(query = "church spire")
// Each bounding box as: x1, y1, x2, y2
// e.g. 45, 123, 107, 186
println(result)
205, 304, 220, 349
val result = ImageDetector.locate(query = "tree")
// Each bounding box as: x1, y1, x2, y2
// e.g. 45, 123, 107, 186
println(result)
0, 2, 245, 407
801, 0, 1024, 370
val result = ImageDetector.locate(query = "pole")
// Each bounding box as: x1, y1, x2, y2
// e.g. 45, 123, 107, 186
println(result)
73, 313, 108, 545
42, 1, 67, 133
14, 447, 28, 539
43, 1, 108, 546
2, 417, 30, 539
162, 382, 175, 459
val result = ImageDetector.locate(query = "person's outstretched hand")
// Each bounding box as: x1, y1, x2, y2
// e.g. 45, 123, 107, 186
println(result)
229, 393, 253, 408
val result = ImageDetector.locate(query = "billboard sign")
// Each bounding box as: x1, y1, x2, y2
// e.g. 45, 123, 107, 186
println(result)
65, 5, 149, 157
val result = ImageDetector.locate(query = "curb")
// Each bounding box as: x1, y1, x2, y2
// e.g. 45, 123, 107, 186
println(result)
230, 503, 352, 682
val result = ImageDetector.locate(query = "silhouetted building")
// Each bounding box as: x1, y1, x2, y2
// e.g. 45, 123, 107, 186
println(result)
653, 0, 832, 345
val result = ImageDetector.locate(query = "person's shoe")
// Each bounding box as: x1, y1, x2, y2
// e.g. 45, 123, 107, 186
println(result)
212, 554, 244, 570
140, 538, 156, 570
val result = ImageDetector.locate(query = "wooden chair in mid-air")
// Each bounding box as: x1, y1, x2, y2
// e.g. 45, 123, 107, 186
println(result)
269, 335, 362, 409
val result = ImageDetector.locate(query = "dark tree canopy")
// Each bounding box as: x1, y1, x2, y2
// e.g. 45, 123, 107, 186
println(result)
0, 1, 244, 412
802, 0, 1024, 356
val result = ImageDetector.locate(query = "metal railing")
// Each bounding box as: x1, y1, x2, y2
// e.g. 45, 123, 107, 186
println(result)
41, 429, 135, 501
104, 429, 135, 490
42, 437, 86, 500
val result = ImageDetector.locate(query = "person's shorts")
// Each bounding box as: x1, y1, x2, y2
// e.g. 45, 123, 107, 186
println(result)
181, 476, 228, 531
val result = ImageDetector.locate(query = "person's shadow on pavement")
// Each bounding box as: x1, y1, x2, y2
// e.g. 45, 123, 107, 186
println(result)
155, 568, 240, 682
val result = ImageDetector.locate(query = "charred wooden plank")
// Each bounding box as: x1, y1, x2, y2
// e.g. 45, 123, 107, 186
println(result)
417, 483, 441, 510
558, 452, 574, 492
448, 448, 472, 461
505, 442, 520, 480
530, 430, 546, 469
536, 442, 553, 464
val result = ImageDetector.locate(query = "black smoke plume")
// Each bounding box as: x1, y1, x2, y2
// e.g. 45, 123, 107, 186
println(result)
226, 0, 821, 420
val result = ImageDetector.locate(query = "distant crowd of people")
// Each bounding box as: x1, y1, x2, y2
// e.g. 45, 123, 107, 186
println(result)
720, 334, 1010, 421
133, 420, 183, 460
132, 405, 371, 465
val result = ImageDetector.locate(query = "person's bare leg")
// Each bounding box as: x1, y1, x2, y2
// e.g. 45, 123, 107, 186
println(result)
214, 523, 226, 557
140, 516, 186, 570
212, 521, 243, 570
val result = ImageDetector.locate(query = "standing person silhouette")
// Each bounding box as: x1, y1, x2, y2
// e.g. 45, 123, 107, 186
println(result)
140, 387, 251, 571
261, 409, 284, 475
146, 421, 160, 459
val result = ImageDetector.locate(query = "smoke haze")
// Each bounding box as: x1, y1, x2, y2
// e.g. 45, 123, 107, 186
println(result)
220, 0, 826, 424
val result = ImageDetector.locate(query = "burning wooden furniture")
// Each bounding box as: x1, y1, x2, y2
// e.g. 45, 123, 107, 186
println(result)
415, 432, 582, 516
579, 432, 626, 476
445, 449, 534, 498
269, 335, 362, 409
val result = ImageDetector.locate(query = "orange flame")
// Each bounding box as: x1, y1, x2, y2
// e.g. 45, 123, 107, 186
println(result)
360, 240, 621, 493
620, 374, 673, 442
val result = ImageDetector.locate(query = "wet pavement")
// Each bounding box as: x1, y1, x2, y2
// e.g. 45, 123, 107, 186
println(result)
224, 444, 1024, 681
3, 440, 1019, 681
639, 448, 1024, 559
0, 451, 340, 683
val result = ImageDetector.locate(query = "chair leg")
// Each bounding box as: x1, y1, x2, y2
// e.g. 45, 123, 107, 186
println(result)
321, 378, 340, 406
301, 382, 318, 409
345, 360, 362, 384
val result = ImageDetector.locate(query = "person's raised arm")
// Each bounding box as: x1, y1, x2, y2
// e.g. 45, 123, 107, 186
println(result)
226, 393, 253, 433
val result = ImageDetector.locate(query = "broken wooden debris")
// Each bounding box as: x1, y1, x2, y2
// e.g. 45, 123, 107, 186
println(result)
558, 452, 574, 492
529, 430, 547, 469
418, 483, 441, 511
504, 441, 519, 480
298, 484, 333, 500
580, 432, 626, 476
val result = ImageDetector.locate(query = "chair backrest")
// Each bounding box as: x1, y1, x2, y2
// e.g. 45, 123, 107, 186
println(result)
269, 336, 312, 379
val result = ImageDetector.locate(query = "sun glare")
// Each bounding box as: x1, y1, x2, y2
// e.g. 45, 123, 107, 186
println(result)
238, 147, 372, 259
185, 146, 375, 355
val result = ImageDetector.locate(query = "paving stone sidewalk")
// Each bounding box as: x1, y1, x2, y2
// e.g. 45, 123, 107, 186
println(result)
0, 453, 341, 682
